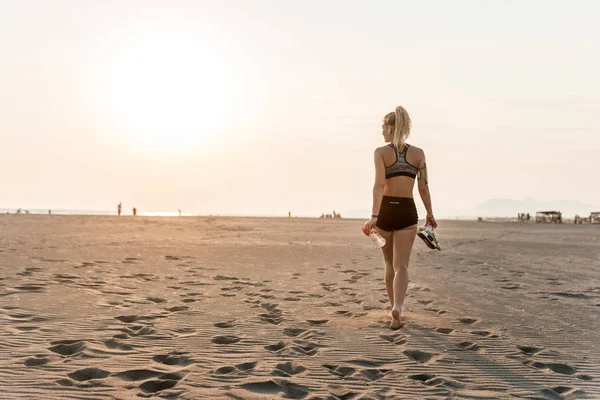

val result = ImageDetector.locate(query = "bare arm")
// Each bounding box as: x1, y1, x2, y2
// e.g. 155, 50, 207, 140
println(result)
417, 149, 437, 228
363, 148, 386, 232
372, 148, 386, 216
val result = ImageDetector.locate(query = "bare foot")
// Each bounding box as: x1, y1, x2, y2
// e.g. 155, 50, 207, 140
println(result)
390, 307, 403, 330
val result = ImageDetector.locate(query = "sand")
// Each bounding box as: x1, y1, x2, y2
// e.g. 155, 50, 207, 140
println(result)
0, 215, 598, 399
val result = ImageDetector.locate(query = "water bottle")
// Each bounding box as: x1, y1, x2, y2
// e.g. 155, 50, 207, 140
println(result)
361, 226, 386, 247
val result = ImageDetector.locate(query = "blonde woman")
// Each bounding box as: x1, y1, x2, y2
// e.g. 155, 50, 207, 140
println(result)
363, 106, 437, 329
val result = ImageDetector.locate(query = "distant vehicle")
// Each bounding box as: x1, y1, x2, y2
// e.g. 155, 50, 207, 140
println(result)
535, 211, 562, 224
591, 212, 600, 224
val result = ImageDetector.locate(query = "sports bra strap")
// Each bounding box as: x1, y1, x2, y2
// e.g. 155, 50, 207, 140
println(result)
389, 143, 409, 154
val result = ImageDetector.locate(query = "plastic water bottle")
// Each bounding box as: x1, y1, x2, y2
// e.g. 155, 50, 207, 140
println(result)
361, 226, 386, 247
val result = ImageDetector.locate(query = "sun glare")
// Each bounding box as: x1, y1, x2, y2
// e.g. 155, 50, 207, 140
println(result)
99, 32, 240, 151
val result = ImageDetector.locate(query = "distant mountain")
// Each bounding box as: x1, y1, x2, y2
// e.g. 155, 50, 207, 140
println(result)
342, 198, 599, 219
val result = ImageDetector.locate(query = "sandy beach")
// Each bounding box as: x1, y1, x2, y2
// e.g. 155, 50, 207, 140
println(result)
0, 215, 598, 399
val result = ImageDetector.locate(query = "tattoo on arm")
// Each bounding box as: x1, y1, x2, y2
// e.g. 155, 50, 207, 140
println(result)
418, 165, 428, 183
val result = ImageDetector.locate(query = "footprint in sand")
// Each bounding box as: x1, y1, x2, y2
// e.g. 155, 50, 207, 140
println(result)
116, 325, 157, 337
182, 298, 198, 303
146, 297, 166, 303
17, 267, 44, 276
68, 368, 111, 382
13, 284, 46, 292
264, 341, 287, 352
501, 283, 522, 290
153, 352, 193, 366
379, 333, 407, 345
221, 286, 244, 292
265, 340, 321, 357
323, 364, 356, 378
24, 355, 52, 367
540, 387, 586, 399
139, 379, 179, 393
114, 369, 165, 381
283, 328, 307, 337
517, 344, 544, 355
214, 321, 236, 328
103, 338, 134, 351
458, 341, 481, 351
48, 340, 87, 356
164, 306, 190, 312
39, 258, 68, 263
524, 360, 577, 375
212, 335, 242, 345
214, 275, 238, 281
260, 312, 283, 325
238, 379, 309, 399
425, 307, 447, 315
459, 318, 479, 325
213, 361, 258, 376
359, 369, 389, 382
403, 349, 442, 364
408, 374, 465, 388
470, 330, 499, 338
115, 314, 164, 324
306, 319, 329, 326
272, 361, 307, 377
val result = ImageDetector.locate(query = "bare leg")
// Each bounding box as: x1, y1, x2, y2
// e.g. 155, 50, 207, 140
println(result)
376, 228, 394, 308
390, 225, 418, 329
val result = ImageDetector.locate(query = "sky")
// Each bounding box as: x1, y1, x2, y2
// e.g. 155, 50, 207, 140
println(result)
1, 0, 599, 217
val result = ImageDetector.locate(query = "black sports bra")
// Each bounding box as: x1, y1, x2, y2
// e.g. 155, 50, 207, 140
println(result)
385, 143, 418, 179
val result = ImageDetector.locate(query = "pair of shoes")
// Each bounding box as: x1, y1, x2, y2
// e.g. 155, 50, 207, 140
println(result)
417, 225, 441, 251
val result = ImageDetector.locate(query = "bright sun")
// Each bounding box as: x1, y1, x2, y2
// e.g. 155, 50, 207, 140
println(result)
99, 32, 240, 151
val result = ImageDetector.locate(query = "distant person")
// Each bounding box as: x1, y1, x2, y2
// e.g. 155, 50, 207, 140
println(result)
178, 209, 182, 217
48, 209, 51, 215
117, 202, 122, 216
518, 213, 521, 222
526, 213, 531, 223
363, 106, 436, 330
288, 211, 292, 218
133, 207, 137, 216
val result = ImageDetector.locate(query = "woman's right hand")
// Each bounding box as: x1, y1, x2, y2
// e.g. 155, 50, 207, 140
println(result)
426, 215, 437, 229
363, 217, 378, 234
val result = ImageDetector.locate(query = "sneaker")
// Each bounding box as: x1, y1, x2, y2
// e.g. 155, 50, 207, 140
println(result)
417, 225, 441, 251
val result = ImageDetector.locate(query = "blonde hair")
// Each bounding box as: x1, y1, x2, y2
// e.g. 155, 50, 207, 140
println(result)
384, 106, 411, 150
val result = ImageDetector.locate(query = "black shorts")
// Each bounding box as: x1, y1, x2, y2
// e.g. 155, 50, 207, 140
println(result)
376, 196, 418, 231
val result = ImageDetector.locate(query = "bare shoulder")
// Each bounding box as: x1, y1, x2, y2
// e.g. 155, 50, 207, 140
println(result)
408, 144, 425, 156
374, 144, 392, 156
407, 144, 426, 168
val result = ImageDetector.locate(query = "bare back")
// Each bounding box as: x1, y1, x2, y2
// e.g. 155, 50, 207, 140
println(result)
379, 144, 424, 198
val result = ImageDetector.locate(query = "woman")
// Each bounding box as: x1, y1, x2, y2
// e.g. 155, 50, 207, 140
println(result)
363, 106, 436, 329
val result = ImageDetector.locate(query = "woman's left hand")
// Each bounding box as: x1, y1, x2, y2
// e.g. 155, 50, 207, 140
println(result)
363, 217, 378, 234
